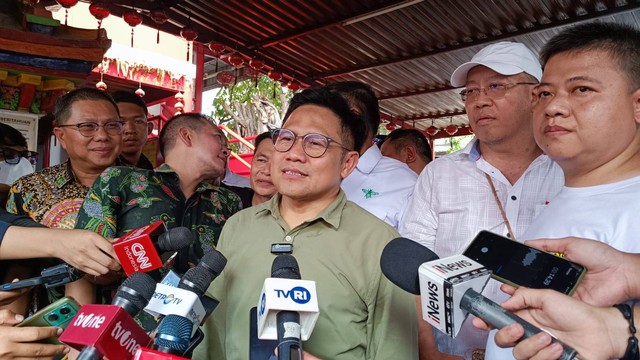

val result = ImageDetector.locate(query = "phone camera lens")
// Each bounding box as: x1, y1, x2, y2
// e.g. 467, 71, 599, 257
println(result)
481, 247, 489, 253
60, 307, 71, 315
48, 314, 59, 322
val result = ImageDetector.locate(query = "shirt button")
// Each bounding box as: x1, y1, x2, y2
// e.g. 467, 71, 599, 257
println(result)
285, 235, 293, 242
506, 233, 511, 238
511, 195, 517, 200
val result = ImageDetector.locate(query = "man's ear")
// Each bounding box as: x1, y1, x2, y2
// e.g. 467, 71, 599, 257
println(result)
53, 128, 68, 150
340, 150, 359, 179
404, 145, 417, 163
147, 122, 154, 136
177, 127, 193, 147
633, 88, 640, 125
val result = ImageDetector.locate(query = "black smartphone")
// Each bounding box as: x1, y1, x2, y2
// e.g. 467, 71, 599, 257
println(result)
16, 297, 80, 344
463, 230, 586, 295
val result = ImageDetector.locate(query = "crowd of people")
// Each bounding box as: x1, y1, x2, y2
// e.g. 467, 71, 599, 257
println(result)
0, 20, 638, 360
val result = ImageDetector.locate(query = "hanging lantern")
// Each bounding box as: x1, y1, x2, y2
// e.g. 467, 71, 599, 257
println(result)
149, 9, 168, 44
385, 123, 395, 131
174, 92, 184, 114
207, 41, 225, 72
135, 83, 145, 98
56, 0, 78, 26
268, 70, 283, 82
123, 11, 143, 47
216, 71, 234, 87
96, 72, 107, 91
287, 79, 301, 92
88, 2, 110, 32
249, 57, 266, 71
445, 122, 458, 136
180, 27, 198, 62
467, 125, 474, 134
426, 119, 439, 137
228, 53, 245, 69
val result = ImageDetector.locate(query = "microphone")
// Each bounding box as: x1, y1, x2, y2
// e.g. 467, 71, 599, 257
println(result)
144, 249, 227, 334
59, 272, 157, 360
256, 254, 319, 360
113, 222, 195, 276
380, 237, 577, 360
133, 315, 193, 359
1, 262, 83, 291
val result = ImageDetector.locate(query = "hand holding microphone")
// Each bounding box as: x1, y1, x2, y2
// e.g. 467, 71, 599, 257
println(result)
380, 237, 577, 360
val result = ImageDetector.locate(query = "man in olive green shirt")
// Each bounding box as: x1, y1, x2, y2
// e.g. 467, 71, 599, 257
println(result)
196, 88, 418, 359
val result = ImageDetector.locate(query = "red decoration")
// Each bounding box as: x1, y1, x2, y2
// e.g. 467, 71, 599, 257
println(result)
385, 123, 395, 131
174, 92, 184, 114
56, 0, 78, 26
96, 81, 107, 91
89, 2, 110, 31
123, 11, 143, 47
135, 87, 145, 98
149, 9, 168, 44
216, 71, 234, 87
445, 124, 458, 136
467, 126, 474, 134
228, 53, 245, 69
180, 27, 198, 62
208, 42, 225, 57
249, 58, 266, 71
287, 80, 301, 92
426, 125, 439, 137
268, 70, 283, 82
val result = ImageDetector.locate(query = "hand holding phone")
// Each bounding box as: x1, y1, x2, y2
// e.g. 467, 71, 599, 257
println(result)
16, 297, 80, 344
463, 231, 586, 295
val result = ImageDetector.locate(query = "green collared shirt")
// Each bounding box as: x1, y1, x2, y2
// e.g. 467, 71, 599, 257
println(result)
6, 161, 90, 228
74, 163, 243, 269
196, 191, 418, 360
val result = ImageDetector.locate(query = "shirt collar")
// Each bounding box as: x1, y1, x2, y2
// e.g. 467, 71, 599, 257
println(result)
154, 163, 216, 192
356, 145, 383, 174
256, 190, 347, 230
54, 161, 76, 188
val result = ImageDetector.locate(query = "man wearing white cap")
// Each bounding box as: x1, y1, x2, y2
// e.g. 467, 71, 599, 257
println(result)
399, 42, 564, 359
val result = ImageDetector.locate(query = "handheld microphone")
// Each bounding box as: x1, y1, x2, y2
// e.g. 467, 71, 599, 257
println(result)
60, 272, 157, 360
380, 237, 577, 360
113, 222, 195, 276
273, 255, 302, 360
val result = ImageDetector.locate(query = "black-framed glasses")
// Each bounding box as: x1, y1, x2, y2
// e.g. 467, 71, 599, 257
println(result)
460, 82, 537, 102
57, 121, 125, 137
272, 128, 351, 158
1, 148, 38, 164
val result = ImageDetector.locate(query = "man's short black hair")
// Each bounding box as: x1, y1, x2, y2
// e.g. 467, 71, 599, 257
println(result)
111, 90, 148, 115
53, 88, 119, 125
282, 87, 366, 153
159, 113, 219, 156
0, 123, 27, 148
325, 81, 380, 138
385, 128, 432, 163
254, 131, 273, 149
540, 22, 640, 90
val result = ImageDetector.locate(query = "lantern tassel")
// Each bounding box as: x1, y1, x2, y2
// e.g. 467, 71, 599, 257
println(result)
64, 9, 69, 26
186, 42, 190, 62
157, 29, 160, 44
131, 28, 134, 47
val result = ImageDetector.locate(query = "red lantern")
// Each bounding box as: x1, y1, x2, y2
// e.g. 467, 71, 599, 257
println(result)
228, 53, 245, 69
467, 125, 474, 134
208, 42, 225, 57
89, 2, 110, 31
249, 58, 266, 71
216, 71, 234, 87
123, 11, 143, 47
426, 125, 439, 137
149, 9, 168, 44
56, 0, 78, 26
268, 70, 283, 82
180, 27, 198, 62
287, 80, 301, 92
174, 92, 184, 101
385, 123, 395, 131
445, 124, 458, 136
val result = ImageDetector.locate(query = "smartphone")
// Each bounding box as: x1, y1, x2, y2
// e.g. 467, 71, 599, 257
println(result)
16, 297, 80, 344
462, 230, 586, 295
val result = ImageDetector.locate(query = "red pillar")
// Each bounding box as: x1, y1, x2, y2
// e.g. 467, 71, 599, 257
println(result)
193, 42, 205, 113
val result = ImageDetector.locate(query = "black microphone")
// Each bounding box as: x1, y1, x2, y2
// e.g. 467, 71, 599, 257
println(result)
380, 237, 577, 360
178, 248, 227, 296
272, 254, 303, 360
153, 314, 194, 355
75, 271, 157, 360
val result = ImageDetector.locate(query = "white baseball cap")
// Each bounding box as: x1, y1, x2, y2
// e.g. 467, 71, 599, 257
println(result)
450, 42, 542, 87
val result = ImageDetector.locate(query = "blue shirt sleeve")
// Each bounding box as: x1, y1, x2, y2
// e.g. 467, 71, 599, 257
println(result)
0, 221, 11, 244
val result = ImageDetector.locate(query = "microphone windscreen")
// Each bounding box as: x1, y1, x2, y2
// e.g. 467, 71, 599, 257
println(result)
157, 227, 194, 251
154, 314, 193, 354
178, 266, 214, 296
271, 254, 301, 279
380, 237, 440, 295
113, 271, 157, 314
199, 248, 227, 277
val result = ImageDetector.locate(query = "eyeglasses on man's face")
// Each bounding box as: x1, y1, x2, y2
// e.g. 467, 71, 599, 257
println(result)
57, 120, 125, 137
271, 128, 350, 158
460, 82, 537, 102
0, 147, 38, 164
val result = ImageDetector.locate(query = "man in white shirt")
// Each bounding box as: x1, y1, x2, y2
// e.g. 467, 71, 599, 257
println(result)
399, 42, 564, 359
327, 81, 417, 229
482, 21, 640, 359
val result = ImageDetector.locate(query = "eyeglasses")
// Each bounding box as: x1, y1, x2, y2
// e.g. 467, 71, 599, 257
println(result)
0, 148, 38, 164
272, 128, 351, 158
460, 82, 537, 102
57, 121, 125, 137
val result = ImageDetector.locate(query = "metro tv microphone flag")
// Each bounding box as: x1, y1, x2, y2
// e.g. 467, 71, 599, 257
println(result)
380, 237, 577, 360
60, 272, 157, 360
113, 222, 194, 276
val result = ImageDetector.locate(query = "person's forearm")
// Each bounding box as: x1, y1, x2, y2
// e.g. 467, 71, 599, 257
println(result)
0, 226, 60, 260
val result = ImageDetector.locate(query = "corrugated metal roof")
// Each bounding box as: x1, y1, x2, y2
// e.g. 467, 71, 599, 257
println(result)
109, 0, 640, 135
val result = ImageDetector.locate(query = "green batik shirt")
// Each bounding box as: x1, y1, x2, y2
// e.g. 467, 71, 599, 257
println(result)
75, 164, 243, 270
